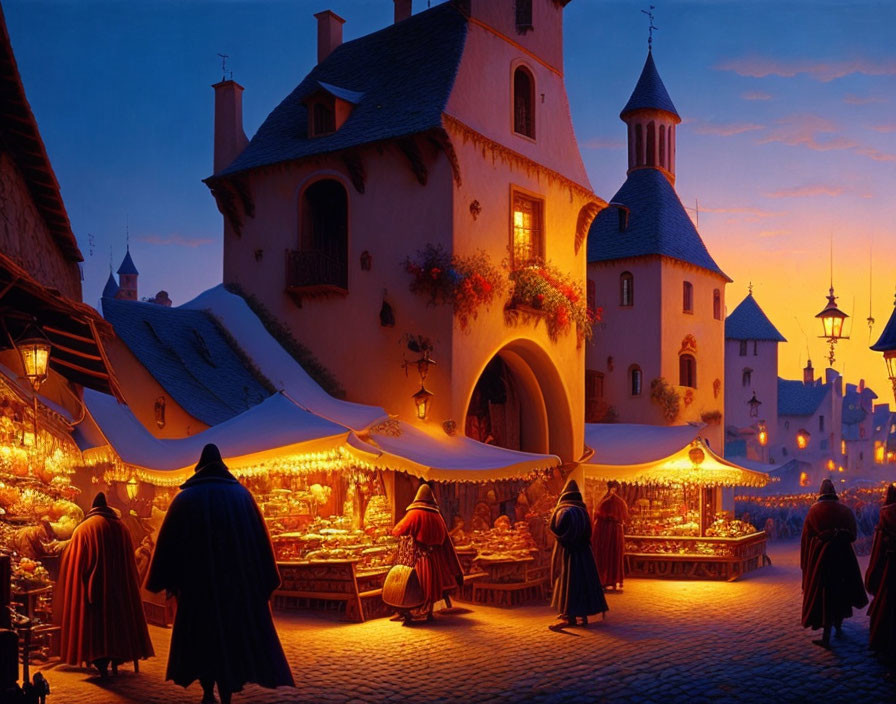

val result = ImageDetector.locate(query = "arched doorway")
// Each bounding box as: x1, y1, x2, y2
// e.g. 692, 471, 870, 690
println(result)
464, 339, 574, 461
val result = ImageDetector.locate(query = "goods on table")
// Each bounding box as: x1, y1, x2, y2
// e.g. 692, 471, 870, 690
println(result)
704, 515, 758, 539
457, 520, 538, 562
9, 554, 51, 591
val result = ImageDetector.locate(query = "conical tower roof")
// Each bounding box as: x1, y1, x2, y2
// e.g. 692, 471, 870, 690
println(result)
620, 51, 679, 120
117, 247, 138, 276
725, 292, 786, 342
102, 271, 120, 298
871, 293, 896, 353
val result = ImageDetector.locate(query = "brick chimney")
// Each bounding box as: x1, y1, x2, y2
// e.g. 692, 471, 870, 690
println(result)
803, 359, 814, 385
213, 80, 249, 173
314, 10, 345, 64
394, 0, 412, 23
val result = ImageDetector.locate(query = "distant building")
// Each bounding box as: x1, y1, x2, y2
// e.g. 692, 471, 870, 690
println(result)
841, 380, 877, 473
723, 291, 786, 461
115, 247, 139, 300
205, 0, 601, 463
585, 49, 730, 451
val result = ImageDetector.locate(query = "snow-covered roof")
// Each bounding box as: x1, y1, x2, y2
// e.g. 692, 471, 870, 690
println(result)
585, 423, 702, 465
83, 388, 351, 478
181, 285, 388, 431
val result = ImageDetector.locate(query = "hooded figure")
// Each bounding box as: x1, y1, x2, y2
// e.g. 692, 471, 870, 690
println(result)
865, 483, 896, 654
800, 478, 868, 648
549, 479, 608, 629
391, 483, 463, 623
146, 444, 294, 704
53, 492, 153, 676
592, 480, 630, 590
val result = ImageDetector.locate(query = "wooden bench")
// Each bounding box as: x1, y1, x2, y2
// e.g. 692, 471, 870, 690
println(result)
273, 560, 388, 622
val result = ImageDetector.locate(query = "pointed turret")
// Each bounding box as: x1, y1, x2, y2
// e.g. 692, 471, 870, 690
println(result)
116, 247, 138, 300
621, 51, 681, 184
101, 271, 119, 299
725, 292, 787, 342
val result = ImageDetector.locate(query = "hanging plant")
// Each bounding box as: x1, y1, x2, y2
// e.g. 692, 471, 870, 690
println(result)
650, 377, 681, 422
507, 261, 599, 342
701, 410, 722, 425
404, 244, 507, 329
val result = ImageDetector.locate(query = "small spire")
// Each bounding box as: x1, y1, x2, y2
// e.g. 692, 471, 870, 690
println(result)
748, 281, 753, 296
641, 5, 657, 51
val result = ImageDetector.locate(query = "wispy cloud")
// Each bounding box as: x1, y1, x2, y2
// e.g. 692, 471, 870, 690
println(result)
699, 205, 783, 218
758, 229, 790, 238
137, 234, 214, 248
854, 147, 896, 162
758, 114, 857, 152
581, 137, 625, 149
717, 56, 896, 82
869, 123, 896, 133
764, 184, 845, 198
693, 121, 764, 137
844, 94, 888, 105
741, 91, 772, 101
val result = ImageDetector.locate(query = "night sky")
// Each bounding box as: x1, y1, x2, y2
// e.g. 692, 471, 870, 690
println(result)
6, 0, 896, 398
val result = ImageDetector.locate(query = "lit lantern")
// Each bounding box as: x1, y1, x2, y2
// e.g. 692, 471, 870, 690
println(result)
870, 291, 896, 404
21, 428, 35, 448
747, 392, 762, 418
815, 286, 849, 366
15, 322, 52, 391
826, 458, 835, 471
796, 429, 810, 450
757, 421, 768, 446
412, 386, 433, 421
126, 475, 139, 501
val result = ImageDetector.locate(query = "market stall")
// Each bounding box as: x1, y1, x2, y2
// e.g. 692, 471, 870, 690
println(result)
584, 425, 771, 581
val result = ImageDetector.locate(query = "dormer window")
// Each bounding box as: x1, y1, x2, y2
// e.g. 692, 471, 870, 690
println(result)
513, 66, 535, 139
515, 0, 533, 33
304, 81, 363, 138
311, 100, 336, 136
613, 204, 629, 232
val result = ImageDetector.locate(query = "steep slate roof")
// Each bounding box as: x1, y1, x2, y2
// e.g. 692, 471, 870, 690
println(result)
117, 248, 138, 276
620, 51, 679, 119
218, 3, 467, 176
102, 297, 273, 426
842, 384, 877, 428
778, 378, 829, 417
587, 168, 730, 280
102, 272, 119, 299
871, 298, 896, 352
725, 293, 786, 341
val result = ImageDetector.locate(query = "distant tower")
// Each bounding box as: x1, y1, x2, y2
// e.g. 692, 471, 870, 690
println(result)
116, 247, 139, 300
102, 270, 120, 299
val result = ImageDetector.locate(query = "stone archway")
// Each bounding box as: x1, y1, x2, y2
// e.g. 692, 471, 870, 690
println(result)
464, 339, 574, 462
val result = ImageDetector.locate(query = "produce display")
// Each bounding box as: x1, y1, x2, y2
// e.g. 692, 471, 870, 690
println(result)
455, 516, 539, 562
704, 515, 758, 539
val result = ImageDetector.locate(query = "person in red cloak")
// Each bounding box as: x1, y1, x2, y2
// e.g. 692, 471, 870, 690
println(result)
391, 483, 463, 624
146, 444, 294, 704
53, 492, 153, 677
865, 483, 896, 656
550, 479, 608, 630
592, 480, 629, 591
800, 478, 868, 649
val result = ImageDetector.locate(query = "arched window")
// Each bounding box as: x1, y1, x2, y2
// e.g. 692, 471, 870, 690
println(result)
683, 281, 694, 313
635, 124, 643, 167
659, 125, 666, 168
620, 271, 634, 307
713, 289, 721, 320
629, 365, 643, 396
742, 368, 752, 387
646, 122, 656, 166
679, 354, 696, 388
298, 179, 348, 290
513, 67, 535, 138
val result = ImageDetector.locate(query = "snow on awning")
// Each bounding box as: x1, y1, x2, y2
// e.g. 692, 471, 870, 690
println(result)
83, 389, 358, 484
350, 420, 561, 483
181, 285, 389, 431
584, 436, 770, 488
585, 422, 703, 465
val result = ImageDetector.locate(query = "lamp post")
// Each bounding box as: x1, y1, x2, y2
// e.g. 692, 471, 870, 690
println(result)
815, 285, 849, 366
747, 391, 762, 418
870, 291, 896, 404
15, 322, 51, 474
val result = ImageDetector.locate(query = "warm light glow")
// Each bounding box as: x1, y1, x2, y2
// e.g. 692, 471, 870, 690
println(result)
21, 429, 35, 448
876, 444, 885, 463
841, 440, 847, 455
758, 430, 768, 446
18, 339, 51, 390
796, 431, 809, 450
126, 475, 139, 501
799, 471, 809, 487
412, 386, 433, 421
826, 459, 835, 471
838, 465, 844, 473
815, 287, 848, 341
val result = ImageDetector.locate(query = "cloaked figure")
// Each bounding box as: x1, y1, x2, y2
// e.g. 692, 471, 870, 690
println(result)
391, 484, 463, 623
800, 478, 868, 648
549, 479, 608, 629
865, 483, 896, 656
146, 444, 294, 704
53, 492, 153, 677
592, 480, 630, 591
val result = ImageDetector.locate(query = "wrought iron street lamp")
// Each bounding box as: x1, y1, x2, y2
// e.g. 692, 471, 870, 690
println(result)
15, 322, 51, 392
871, 291, 896, 403
412, 386, 433, 420
815, 286, 849, 366
747, 391, 762, 418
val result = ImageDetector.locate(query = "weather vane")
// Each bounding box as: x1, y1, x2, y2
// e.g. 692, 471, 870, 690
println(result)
641, 5, 657, 50
218, 53, 230, 81
748, 281, 753, 295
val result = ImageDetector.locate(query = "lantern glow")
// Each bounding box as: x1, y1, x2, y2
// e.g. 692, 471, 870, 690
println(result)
126, 475, 139, 500
15, 323, 52, 391
796, 430, 810, 450
412, 386, 433, 420
757, 422, 768, 446
815, 286, 849, 366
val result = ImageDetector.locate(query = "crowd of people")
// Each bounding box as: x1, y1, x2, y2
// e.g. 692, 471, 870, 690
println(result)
5, 447, 896, 703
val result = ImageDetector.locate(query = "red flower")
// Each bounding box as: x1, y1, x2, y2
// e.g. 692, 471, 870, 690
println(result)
430, 267, 442, 279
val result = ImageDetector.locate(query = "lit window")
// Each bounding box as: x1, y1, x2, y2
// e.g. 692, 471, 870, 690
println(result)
679, 354, 696, 388
513, 67, 535, 138
876, 443, 885, 463
683, 281, 694, 313
841, 439, 846, 455
739, 340, 747, 357
713, 289, 721, 320
511, 191, 543, 265
799, 471, 809, 487
827, 459, 835, 471
620, 272, 634, 307
630, 366, 642, 396
797, 430, 810, 450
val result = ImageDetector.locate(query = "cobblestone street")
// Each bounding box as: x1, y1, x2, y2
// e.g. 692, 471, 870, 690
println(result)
38, 542, 895, 704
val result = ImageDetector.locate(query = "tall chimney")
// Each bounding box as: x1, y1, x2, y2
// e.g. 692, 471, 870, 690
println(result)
314, 10, 345, 64
213, 80, 249, 173
803, 359, 814, 386
394, 0, 412, 23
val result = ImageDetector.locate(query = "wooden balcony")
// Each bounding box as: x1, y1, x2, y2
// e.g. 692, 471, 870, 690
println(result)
285, 249, 348, 298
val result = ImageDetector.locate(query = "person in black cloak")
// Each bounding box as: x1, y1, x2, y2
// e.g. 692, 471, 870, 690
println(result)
549, 479, 608, 630
146, 444, 294, 704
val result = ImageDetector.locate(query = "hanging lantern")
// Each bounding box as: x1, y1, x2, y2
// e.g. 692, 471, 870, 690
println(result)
688, 443, 705, 467
747, 392, 762, 418
815, 286, 849, 366
870, 291, 896, 404
412, 386, 433, 420
15, 321, 52, 391
126, 475, 139, 501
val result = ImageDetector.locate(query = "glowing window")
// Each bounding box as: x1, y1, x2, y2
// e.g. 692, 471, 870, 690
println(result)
511, 191, 542, 265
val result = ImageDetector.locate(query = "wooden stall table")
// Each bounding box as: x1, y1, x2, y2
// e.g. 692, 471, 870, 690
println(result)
623, 532, 770, 582
466, 554, 548, 607
273, 560, 389, 622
